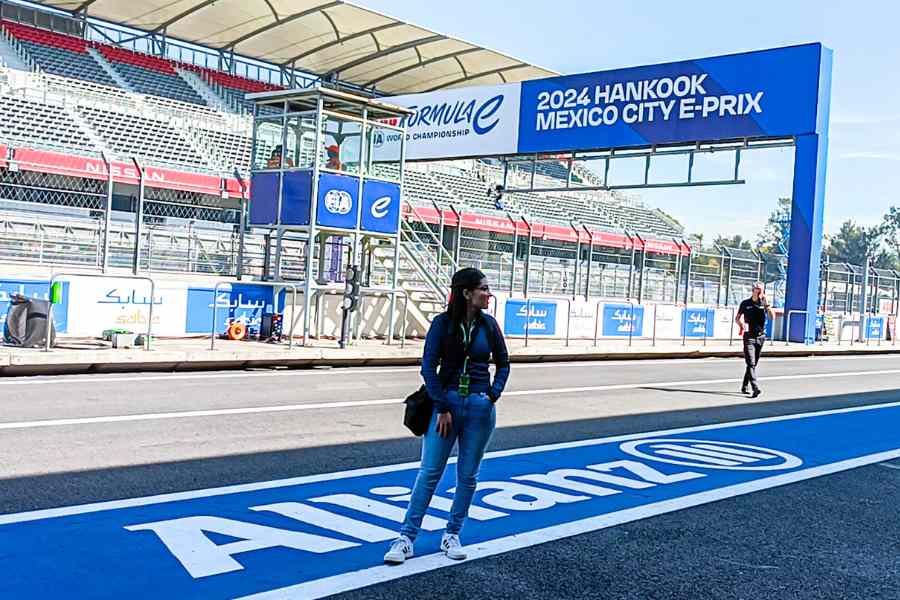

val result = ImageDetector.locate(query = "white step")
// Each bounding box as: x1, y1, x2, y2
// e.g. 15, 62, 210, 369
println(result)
0, 33, 30, 71
176, 68, 232, 113
87, 47, 135, 92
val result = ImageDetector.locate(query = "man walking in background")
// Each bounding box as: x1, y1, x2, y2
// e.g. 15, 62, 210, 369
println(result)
736, 281, 775, 398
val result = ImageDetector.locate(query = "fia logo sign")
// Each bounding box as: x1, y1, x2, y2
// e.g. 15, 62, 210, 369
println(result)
323, 190, 352, 215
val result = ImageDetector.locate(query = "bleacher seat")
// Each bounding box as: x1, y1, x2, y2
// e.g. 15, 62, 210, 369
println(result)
3, 21, 117, 88
0, 20, 684, 242
0, 94, 97, 155
78, 106, 209, 171
95, 45, 207, 106
195, 68, 282, 115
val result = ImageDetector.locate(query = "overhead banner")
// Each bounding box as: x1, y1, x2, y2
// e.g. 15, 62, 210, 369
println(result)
384, 44, 824, 160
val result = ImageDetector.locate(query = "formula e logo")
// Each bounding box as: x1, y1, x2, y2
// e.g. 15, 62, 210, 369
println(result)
370, 196, 392, 219
619, 439, 802, 471
323, 190, 352, 215
405, 94, 504, 135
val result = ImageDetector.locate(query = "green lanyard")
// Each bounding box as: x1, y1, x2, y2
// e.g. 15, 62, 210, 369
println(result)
458, 321, 474, 396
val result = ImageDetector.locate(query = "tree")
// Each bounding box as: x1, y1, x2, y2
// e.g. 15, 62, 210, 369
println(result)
713, 234, 753, 250
877, 206, 900, 265
824, 220, 893, 268
757, 197, 792, 252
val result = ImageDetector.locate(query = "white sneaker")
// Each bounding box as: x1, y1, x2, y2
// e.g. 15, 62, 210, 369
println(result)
383, 535, 414, 564
440, 533, 467, 560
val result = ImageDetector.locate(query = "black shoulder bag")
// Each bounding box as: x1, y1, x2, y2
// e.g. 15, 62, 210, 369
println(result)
403, 319, 482, 436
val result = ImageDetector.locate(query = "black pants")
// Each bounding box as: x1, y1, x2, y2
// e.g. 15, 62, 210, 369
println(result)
742, 335, 765, 392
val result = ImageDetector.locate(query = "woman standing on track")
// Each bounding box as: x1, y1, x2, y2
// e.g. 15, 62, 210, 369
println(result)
384, 267, 510, 564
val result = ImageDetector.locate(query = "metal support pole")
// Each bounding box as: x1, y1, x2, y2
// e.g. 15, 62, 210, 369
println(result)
450, 204, 462, 265
101, 152, 114, 273
302, 95, 325, 346
722, 246, 733, 307
859, 256, 870, 343
635, 233, 645, 304
583, 225, 594, 301
571, 222, 581, 301
626, 231, 635, 299
235, 170, 247, 281
672, 239, 682, 305
683, 240, 693, 304
131, 157, 144, 275
523, 216, 533, 298
508, 212, 518, 295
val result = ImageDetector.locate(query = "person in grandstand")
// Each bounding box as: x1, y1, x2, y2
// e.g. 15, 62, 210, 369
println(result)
735, 281, 775, 397
266, 145, 293, 169
325, 144, 342, 170
384, 268, 510, 564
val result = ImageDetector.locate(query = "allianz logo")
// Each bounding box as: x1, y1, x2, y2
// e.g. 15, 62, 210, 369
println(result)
620, 439, 802, 471
404, 94, 505, 135
124, 439, 799, 579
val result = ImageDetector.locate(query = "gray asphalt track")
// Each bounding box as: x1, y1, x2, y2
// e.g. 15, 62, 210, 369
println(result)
2, 354, 899, 598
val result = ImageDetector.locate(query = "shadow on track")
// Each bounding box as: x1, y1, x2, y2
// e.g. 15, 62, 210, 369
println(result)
2, 388, 897, 515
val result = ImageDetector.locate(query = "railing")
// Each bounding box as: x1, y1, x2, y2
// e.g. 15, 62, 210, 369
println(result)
524, 296, 571, 347
45, 273, 156, 351
784, 310, 808, 345
209, 280, 301, 350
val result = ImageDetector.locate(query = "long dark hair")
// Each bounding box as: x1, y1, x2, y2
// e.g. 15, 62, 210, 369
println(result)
447, 267, 486, 328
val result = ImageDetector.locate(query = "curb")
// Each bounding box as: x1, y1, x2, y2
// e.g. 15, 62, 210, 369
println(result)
2, 346, 899, 376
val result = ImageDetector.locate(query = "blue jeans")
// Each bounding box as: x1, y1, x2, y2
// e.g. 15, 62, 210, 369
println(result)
400, 391, 496, 540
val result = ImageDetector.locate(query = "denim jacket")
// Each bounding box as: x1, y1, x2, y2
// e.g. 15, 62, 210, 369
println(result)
421, 311, 510, 414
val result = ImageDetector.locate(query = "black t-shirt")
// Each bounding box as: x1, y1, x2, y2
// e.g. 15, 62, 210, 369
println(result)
738, 298, 767, 337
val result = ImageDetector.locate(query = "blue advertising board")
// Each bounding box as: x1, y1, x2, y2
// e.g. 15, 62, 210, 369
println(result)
602, 303, 644, 337
280, 170, 313, 226
504, 299, 557, 336
185, 284, 281, 335
360, 179, 401, 234
316, 173, 359, 229
248, 172, 279, 226
866, 316, 884, 340
681, 308, 715, 338
0, 279, 69, 333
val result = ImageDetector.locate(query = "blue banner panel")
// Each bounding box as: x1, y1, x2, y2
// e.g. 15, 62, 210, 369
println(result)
681, 308, 715, 338
518, 44, 823, 154
866, 316, 884, 340
504, 299, 557, 335
361, 179, 401, 234
1, 403, 899, 599
316, 173, 360, 230
184, 284, 279, 335
279, 171, 312, 226
0, 279, 69, 333
602, 303, 644, 337
249, 173, 279, 226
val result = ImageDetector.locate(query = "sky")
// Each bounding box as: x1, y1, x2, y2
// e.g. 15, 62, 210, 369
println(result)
360, 0, 900, 241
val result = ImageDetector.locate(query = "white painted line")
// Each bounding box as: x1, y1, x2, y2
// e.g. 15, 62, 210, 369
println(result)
3, 368, 900, 431
0, 352, 887, 386
236, 447, 900, 600
2, 398, 900, 526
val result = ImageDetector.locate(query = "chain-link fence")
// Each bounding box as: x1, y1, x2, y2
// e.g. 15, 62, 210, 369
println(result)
3, 169, 897, 316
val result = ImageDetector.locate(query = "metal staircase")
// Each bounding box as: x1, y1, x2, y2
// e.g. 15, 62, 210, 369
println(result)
369, 201, 461, 333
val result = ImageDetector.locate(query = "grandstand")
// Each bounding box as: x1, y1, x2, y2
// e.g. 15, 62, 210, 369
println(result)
0, 3, 701, 314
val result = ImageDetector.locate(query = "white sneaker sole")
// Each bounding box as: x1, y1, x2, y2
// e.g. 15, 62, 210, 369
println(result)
384, 551, 413, 565
442, 549, 467, 561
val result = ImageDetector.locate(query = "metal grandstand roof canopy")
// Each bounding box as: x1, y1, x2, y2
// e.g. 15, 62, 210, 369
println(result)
30, 0, 557, 93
